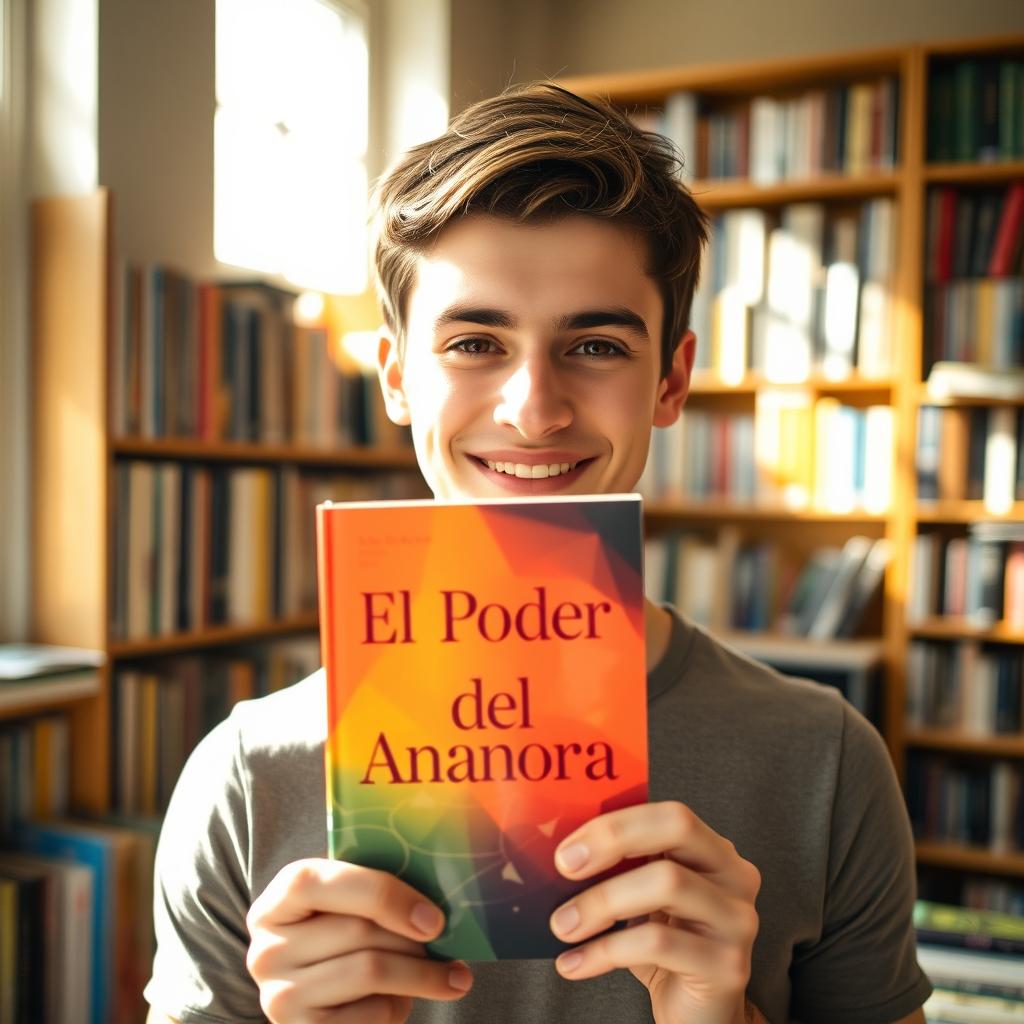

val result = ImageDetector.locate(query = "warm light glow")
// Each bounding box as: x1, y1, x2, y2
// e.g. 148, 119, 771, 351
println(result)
295, 291, 326, 324
339, 330, 380, 373
214, 0, 369, 293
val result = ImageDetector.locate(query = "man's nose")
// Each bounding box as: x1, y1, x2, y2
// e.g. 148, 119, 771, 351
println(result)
492, 357, 574, 439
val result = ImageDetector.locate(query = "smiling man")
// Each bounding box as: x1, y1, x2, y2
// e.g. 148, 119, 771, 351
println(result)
144, 84, 932, 1024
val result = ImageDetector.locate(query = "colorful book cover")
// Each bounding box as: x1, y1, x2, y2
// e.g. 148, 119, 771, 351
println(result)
317, 495, 648, 960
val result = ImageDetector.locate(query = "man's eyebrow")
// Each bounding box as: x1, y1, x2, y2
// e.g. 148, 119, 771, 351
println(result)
434, 304, 651, 341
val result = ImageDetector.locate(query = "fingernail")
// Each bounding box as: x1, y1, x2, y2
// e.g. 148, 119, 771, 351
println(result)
557, 949, 584, 974
449, 963, 473, 991
411, 901, 443, 936
557, 842, 589, 873
551, 903, 580, 936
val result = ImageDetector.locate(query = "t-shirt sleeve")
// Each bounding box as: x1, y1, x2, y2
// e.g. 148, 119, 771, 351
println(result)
789, 703, 933, 1024
143, 710, 265, 1023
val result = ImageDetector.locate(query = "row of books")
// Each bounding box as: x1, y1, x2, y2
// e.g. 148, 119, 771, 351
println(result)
640, 397, 894, 513
914, 899, 1024, 1024
111, 461, 422, 640
1, 816, 160, 1024
924, 280, 1024, 373
917, 406, 1024, 514
919, 873, 1024, 920
0, 715, 69, 842
928, 57, 1024, 163
926, 184, 1024, 284
906, 640, 1024, 735
909, 525, 1024, 627
112, 637, 320, 816
690, 199, 896, 383
634, 76, 899, 183
644, 531, 889, 640
906, 753, 1024, 854
111, 270, 410, 449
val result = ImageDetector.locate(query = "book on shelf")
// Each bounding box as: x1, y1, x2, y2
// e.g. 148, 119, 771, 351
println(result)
915, 899, 1024, 956
929, 56, 1024, 163
917, 405, 1024, 514
0, 851, 94, 1024
926, 363, 1024, 402
0, 644, 104, 681
317, 495, 648, 959
111, 636, 319, 816
111, 461, 423, 641
906, 753, 1024, 853
906, 639, 1023, 735
112, 266, 410, 450
645, 532, 888, 647
688, 198, 897, 385
638, 74, 898, 183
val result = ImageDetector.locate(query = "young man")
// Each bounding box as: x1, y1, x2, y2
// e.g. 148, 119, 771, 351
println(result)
144, 84, 931, 1024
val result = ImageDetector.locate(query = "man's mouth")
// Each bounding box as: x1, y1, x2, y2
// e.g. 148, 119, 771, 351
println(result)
479, 458, 581, 479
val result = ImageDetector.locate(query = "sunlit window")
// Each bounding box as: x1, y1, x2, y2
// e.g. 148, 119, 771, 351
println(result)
215, 0, 369, 294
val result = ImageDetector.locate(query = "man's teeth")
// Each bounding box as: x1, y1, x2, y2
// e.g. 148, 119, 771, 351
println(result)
483, 460, 578, 478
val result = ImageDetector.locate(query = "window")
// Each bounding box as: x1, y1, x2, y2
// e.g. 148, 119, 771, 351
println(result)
215, 0, 369, 294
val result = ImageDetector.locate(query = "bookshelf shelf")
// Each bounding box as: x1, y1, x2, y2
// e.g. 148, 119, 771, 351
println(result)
916, 502, 1024, 524
0, 673, 102, 721
718, 632, 885, 669
914, 385, 1024, 408
689, 373, 892, 398
915, 841, 1024, 877
112, 437, 420, 470
108, 612, 320, 660
908, 618, 1024, 644
645, 502, 887, 524
690, 172, 901, 211
924, 160, 1024, 184
905, 729, 1024, 757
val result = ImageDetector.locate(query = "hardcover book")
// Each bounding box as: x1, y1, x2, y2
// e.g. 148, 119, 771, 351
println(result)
316, 495, 648, 960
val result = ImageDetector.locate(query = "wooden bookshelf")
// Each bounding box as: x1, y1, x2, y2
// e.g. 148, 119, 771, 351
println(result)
29, 189, 424, 812
909, 618, 1024, 644
905, 730, 1024, 757
560, 33, 1024, 891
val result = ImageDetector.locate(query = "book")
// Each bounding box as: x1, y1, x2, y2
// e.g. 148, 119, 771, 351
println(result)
915, 900, 1024, 957
927, 362, 1024, 402
317, 495, 648, 960
0, 644, 104, 681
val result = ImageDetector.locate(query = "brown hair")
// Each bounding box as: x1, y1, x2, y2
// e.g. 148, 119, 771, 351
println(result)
370, 82, 709, 376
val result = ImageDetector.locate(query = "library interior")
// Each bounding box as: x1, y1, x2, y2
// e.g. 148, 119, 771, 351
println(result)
3, 1, 1024, 1021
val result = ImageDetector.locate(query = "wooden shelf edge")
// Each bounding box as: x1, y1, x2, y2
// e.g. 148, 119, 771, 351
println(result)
690, 373, 893, 396
916, 501, 1024, 523
0, 674, 102, 720
111, 437, 419, 470
717, 631, 885, 669
109, 614, 320, 659
908, 618, 1024, 643
645, 502, 888, 523
690, 172, 901, 209
924, 159, 1024, 184
905, 729, 1024, 757
915, 841, 1024, 877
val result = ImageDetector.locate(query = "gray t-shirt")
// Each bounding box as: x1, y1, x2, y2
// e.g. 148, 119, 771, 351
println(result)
144, 609, 932, 1023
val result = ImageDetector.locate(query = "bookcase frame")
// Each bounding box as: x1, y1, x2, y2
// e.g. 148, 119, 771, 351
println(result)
560, 34, 1024, 885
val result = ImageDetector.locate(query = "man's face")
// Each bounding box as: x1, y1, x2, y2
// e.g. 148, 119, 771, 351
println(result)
377, 214, 694, 500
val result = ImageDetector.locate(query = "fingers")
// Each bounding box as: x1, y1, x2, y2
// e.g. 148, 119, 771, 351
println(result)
549, 858, 759, 947
312, 994, 413, 1024
555, 802, 761, 901
247, 858, 446, 943
279, 951, 472, 1010
553, 920, 751, 991
247, 912, 425, 980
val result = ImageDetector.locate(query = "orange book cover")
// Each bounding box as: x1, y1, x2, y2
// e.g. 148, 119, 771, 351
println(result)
316, 495, 648, 960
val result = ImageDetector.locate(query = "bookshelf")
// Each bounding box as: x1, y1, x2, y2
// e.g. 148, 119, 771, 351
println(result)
560, 33, 1024, 906
26, 189, 427, 817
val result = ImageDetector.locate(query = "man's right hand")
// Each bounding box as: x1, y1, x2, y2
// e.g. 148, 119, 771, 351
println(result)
245, 858, 474, 1023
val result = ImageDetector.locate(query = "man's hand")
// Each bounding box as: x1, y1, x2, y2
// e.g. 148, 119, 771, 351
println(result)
245, 858, 473, 1023
549, 801, 761, 1024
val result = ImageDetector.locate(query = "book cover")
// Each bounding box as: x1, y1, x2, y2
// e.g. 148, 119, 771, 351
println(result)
317, 495, 648, 960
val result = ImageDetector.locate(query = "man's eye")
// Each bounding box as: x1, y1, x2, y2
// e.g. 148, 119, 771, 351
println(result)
574, 339, 626, 358
448, 338, 496, 355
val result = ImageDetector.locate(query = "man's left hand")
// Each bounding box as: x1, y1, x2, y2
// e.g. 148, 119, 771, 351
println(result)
549, 800, 762, 1024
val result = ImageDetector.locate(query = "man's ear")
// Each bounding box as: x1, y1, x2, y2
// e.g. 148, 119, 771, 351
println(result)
376, 327, 411, 426
653, 329, 696, 428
